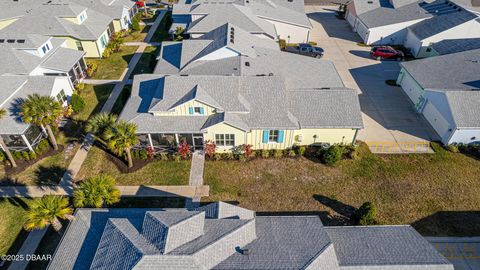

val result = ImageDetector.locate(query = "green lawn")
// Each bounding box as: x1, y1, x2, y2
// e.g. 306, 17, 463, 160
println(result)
123, 24, 151, 43
204, 143, 480, 236
76, 146, 190, 185
0, 198, 35, 256
86, 46, 138, 80
130, 46, 160, 78
74, 84, 115, 122
150, 12, 172, 42
111, 85, 131, 116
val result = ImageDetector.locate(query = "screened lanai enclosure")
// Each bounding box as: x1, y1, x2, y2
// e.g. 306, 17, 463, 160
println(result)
136, 133, 205, 152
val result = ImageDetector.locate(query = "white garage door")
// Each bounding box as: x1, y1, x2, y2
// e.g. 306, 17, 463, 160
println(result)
346, 12, 356, 28
399, 73, 422, 106
356, 22, 369, 43
423, 101, 450, 141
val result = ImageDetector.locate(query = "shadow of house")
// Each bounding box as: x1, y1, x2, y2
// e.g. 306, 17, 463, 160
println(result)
412, 211, 480, 237
34, 165, 67, 186
307, 11, 362, 43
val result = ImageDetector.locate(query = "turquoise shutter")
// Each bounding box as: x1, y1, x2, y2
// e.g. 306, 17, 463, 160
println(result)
277, 130, 284, 143
188, 107, 194, 115
199, 107, 205, 115
262, 130, 269, 143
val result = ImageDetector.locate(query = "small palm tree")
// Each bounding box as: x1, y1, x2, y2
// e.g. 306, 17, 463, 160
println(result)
0, 108, 17, 167
73, 175, 121, 208
24, 195, 74, 232
20, 94, 63, 150
104, 120, 138, 168
85, 112, 118, 139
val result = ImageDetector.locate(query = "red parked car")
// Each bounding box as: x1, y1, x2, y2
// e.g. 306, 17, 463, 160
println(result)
370, 46, 404, 61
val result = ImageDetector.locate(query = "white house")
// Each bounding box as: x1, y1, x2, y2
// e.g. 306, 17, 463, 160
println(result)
171, 0, 312, 43
405, 6, 480, 58
345, 0, 433, 45
397, 49, 480, 145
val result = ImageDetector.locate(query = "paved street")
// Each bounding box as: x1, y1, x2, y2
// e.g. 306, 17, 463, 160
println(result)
306, 6, 439, 153
428, 237, 480, 270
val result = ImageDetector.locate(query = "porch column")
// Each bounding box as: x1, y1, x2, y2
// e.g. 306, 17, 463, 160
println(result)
21, 134, 34, 152
147, 133, 154, 149
175, 134, 179, 145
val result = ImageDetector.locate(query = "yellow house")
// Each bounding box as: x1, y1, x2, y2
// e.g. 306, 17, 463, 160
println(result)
120, 74, 363, 152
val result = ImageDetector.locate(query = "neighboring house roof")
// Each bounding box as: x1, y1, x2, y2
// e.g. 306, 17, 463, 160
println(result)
0, 2, 112, 40
0, 76, 58, 135
450, 0, 480, 12
48, 203, 454, 270
408, 7, 479, 40
442, 91, 480, 128
0, 36, 85, 75
431, 38, 480, 55
71, 0, 136, 20
400, 48, 480, 91
120, 73, 362, 133
325, 226, 453, 269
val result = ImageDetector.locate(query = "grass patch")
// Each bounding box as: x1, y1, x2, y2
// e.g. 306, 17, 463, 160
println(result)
0, 198, 35, 256
150, 12, 172, 42
130, 46, 160, 78
86, 46, 138, 80
74, 84, 115, 122
123, 24, 151, 43
111, 85, 132, 116
204, 143, 480, 236
76, 146, 190, 185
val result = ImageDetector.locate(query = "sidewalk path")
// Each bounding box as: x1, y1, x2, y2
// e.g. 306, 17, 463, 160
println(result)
81, 79, 121, 85
145, 10, 167, 43
7, 227, 49, 270
186, 150, 205, 208
123, 41, 161, 47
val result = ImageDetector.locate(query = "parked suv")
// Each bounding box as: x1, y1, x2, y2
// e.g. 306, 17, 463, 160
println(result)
370, 46, 404, 61
286, 43, 324, 58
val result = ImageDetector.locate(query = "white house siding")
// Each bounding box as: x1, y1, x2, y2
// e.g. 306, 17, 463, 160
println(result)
404, 29, 422, 57
153, 100, 216, 116
262, 18, 309, 43
366, 19, 426, 45
346, 11, 356, 28
397, 68, 424, 110
51, 77, 74, 106
190, 33, 203, 38
448, 129, 480, 144
423, 100, 451, 142
204, 123, 247, 152
356, 20, 369, 44
414, 19, 480, 58
195, 47, 239, 61
120, 7, 131, 30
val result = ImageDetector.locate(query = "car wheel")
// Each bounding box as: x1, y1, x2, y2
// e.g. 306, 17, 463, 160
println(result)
315, 54, 321, 58
376, 56, 381, 61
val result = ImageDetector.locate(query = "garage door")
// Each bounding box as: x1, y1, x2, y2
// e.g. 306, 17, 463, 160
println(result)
346, 12, 356, 28
399, 72, 422, 107
423, 101, 450, 140
356, 21, 369, 43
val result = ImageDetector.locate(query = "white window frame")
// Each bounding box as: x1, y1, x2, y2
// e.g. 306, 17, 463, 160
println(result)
56, 89, 67, 104
215, 134, 235, 147
193, 107, 202, 115
268, 130, 279, 143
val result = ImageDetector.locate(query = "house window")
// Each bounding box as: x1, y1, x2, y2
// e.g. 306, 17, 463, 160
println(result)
42, 46, 47, 54
75, 40, 84, 51
194, 107, 202, 114
56, 89, 67, 104
46, 43, 50, 50
189, 106, 204, 115
215, 134, 235, 146
100, 34, 107, 48
268, 130, 279, 142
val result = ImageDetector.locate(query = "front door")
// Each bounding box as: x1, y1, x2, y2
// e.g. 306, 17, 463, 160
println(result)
193, 134, 204, 150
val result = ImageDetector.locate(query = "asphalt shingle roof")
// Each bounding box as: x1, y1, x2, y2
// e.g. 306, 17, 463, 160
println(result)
431, 38, 480, 55
444, 91, 480, 128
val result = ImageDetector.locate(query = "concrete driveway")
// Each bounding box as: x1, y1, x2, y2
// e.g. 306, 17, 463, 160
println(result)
428, 237, 480, 270
306, 6, 439, 153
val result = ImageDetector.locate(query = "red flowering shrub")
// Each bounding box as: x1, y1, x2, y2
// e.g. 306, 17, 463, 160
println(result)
204, 140, 216, 158
146, 146, 155, 159
243, 144, 253, 158
178, 142, 191, 159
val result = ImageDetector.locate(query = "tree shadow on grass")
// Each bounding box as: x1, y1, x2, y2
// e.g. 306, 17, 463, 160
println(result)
34, 165, 66, 186
313, 194, 357, 226
412, 211, 480, 236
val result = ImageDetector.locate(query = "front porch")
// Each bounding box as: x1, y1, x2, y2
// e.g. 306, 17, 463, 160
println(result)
136, 133, 205, 152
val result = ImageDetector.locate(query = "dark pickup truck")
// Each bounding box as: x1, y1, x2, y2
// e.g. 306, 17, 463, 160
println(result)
285, 43, 324, 58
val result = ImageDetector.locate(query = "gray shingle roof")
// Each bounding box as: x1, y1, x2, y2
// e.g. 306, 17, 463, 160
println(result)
408, 7, 478, 40
431, 38, 480, 55
444, 91, 480, 128
400, 48, 480, 90
49, 204, 453, 270
326, 226, 453, 269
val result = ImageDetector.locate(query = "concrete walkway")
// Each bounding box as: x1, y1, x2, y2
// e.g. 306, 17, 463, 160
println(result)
186, 151, 205, 209
7, 227, 49, 270
81, 79, 121, 85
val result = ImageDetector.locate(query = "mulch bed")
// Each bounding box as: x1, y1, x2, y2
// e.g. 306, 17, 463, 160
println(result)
96, 143, 153, 174
3, 145, 65, 176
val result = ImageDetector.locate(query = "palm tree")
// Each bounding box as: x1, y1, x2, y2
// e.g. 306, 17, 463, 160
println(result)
24, 195, 74, 232
20, 94, 63, 150
0, 108, 17, 167
85, 113, 117, 139
73, 175, 120, 208
104, 120, 138, 168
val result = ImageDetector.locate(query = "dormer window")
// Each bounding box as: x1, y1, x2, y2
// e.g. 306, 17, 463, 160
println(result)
188, 106, 205, 115
41, 43, 50, 54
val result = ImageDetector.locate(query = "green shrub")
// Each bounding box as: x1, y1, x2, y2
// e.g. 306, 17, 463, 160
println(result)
13, 151, 22, 160
102, 47, 112, 58
278, 39, 286, 50
173, 153, 181, 162
446, 144, 459, 153
29, 151, 37, 160
159, 153, 169, 161
132, 150, 139, 159
287, 149, 296, 158
318, 145, 342, 165
139, 149, 148, 160
213, 153, 223, 161
261, 149, 270, 158
21, 151, 30, 161
353, 202, 377, 225
308, 41, 318, 46
70, 93, 86, 113
273, 149, 283, 158
75, 83, 85, 91
35, 139, 49, 155
224, 152, 235, 160
0, 151, 5, 162
131, 17, 140, 31
297, 146, 306, 156
238, 155, 247, 162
